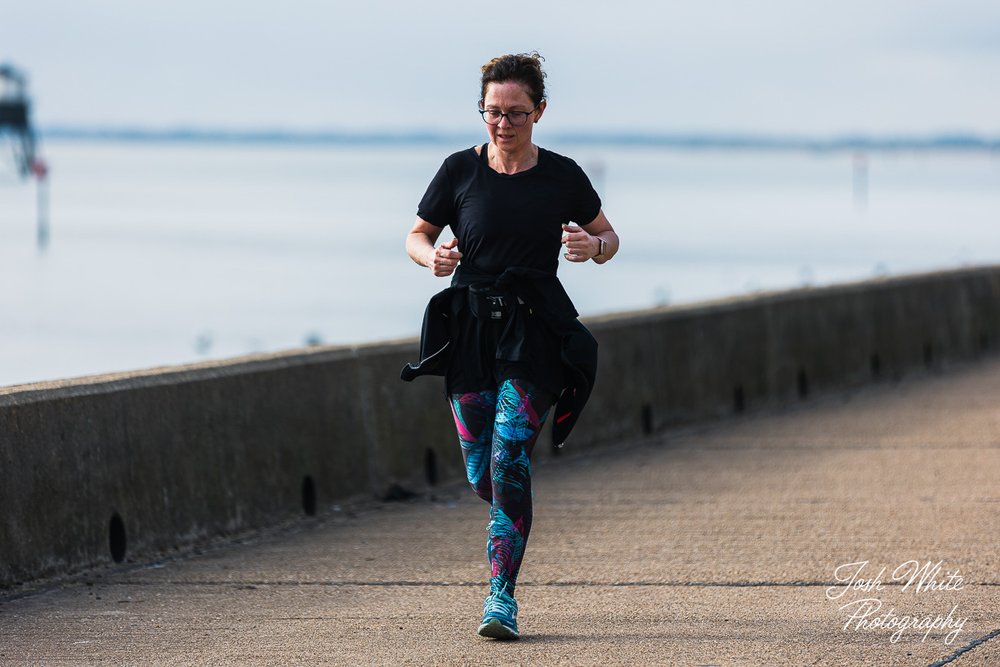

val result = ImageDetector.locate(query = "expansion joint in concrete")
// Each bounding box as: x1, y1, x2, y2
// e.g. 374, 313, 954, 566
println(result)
926, 627, 1000, 667
114, 578, 951, 588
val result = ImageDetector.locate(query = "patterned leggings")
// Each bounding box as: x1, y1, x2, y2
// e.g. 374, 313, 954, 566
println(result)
449, 379, 552, 595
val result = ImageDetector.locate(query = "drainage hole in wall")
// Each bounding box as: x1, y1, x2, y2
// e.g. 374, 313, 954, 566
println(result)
870, 353, 881, 379
641, 404, 653, 435
797, 368, 809, 399
302, 475, 317, 517
424, 448, 438, 487
923, 341, 934, 368
109, 513, 127, 563
733, 384, 745, 413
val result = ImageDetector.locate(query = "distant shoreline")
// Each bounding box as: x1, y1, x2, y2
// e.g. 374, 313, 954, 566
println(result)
35, 127, 1000, 153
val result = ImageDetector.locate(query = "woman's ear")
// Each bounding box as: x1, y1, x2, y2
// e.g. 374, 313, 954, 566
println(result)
534, 100, 547, 123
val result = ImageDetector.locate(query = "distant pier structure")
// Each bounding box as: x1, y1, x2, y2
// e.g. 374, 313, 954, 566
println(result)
1, 63, 49, 249
0, 64, 38, 176
852, 150, 868, 210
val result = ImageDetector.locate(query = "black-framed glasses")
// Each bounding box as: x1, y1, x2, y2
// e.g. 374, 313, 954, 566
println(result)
478, 106, 538, 127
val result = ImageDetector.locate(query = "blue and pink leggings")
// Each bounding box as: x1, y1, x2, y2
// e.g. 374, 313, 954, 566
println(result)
449, 379, 552, 595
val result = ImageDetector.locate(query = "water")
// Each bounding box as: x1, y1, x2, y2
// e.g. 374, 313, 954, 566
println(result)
1, 139, 998, 387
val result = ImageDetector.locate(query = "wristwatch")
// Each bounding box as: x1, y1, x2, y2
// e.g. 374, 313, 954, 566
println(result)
595, 237, 607, 258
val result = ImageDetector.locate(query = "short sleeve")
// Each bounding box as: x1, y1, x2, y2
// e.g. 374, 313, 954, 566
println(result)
416, 159, 455, 228
569, 164, 602, 225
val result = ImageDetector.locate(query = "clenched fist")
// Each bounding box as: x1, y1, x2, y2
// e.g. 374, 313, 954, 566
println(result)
427, 237, 463, 277
561, 224, 600, 262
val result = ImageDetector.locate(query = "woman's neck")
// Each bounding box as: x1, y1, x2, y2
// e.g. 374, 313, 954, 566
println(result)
488, 143, 538, 174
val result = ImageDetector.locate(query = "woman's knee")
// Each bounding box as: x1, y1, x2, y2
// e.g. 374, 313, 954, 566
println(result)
491, 444, 532, 501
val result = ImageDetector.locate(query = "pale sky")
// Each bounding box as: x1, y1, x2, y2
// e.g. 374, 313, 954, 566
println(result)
4, 0, 999, 136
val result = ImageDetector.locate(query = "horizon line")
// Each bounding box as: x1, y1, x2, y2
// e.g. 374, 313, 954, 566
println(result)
34, 125, 1000, 151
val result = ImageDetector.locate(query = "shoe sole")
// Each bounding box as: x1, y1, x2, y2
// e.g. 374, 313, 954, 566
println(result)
477, 618, 519, 640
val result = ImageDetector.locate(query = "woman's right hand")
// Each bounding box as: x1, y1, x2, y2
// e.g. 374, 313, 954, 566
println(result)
426, 238, 463, 277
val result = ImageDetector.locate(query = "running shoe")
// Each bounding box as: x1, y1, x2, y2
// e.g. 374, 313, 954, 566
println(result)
477, 582, 519, 640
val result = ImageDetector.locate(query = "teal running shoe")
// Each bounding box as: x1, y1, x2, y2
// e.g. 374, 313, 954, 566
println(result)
477, 582, 519, 640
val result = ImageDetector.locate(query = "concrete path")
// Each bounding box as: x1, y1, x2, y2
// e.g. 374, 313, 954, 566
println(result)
2, 358, 1000, 666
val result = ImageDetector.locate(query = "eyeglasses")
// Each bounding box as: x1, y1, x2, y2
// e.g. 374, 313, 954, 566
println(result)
478, 106, 538, 127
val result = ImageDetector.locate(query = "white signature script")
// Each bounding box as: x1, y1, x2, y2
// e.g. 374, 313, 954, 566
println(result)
826, 560, 968, 644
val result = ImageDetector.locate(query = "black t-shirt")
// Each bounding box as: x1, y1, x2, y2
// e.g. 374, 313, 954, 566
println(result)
417, 144, 602, 276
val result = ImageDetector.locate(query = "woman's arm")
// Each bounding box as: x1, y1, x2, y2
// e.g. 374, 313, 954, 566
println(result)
562, 209, 619, 265
406, 217, 463, 277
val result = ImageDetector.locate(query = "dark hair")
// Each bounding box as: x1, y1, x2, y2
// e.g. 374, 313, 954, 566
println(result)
480, 52, 547, 106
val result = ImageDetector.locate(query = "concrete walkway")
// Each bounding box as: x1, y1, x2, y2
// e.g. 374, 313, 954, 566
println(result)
2, 358, 1000, 666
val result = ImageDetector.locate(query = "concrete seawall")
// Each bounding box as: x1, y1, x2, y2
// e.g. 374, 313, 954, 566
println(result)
3, 266, 999, 589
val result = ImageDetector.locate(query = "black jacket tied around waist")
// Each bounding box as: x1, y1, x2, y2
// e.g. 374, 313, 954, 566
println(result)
400, 265, 597, 446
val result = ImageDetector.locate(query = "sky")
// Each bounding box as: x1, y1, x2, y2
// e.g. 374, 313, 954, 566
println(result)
3, 0, 1000, 137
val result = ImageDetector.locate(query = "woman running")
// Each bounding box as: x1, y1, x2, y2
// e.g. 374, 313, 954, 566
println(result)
402, 51, 619, 640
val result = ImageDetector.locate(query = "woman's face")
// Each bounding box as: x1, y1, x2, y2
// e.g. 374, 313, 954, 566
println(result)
482, 81, 545, 153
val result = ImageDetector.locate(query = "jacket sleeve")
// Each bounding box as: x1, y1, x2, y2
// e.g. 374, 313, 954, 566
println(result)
400, 287, 456, 381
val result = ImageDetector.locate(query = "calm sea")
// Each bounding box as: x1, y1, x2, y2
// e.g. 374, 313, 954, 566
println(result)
1, 139, 998, 387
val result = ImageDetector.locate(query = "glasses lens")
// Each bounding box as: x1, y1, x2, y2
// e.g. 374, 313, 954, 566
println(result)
507, 111, 529, 126
481, 109, 502, 125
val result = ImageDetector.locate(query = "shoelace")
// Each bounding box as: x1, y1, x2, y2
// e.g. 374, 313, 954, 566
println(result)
484, 584, 518, 621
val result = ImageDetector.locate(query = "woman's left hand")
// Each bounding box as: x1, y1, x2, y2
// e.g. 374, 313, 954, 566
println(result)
561, 224, 600, 262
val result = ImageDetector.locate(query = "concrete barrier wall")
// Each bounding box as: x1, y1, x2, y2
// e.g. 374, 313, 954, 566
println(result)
3, 266, 999, 588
